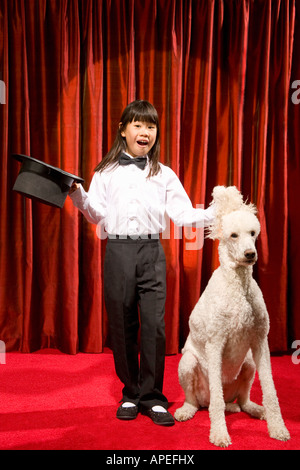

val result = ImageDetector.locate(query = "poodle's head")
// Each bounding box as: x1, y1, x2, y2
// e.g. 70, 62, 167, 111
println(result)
207, 186, 261, 267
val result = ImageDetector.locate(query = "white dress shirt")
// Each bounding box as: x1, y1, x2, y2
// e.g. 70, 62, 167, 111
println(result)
70, 156, 215, 237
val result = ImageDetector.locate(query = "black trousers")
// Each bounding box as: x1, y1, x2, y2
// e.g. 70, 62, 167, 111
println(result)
104, 235, 168, 410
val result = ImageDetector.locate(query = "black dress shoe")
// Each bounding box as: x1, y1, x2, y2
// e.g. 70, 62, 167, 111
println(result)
116, 403, 139, 420
142, 408, 175, 426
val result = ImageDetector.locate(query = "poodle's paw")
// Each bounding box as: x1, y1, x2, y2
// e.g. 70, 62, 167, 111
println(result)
240, 401, 265, 419
269, 425, 290, 442
174, 403, 197, 422
209, 427, 232, 448
225, 403, 241, 413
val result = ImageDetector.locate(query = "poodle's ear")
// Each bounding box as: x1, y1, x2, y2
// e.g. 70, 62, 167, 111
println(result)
205, 218, 222, 240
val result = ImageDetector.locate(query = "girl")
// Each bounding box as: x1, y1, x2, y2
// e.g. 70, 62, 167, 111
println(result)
69, 100, 214, 426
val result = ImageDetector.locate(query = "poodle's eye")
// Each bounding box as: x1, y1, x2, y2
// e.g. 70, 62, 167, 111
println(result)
231, 233, 238, 238
251, 231, 256, 237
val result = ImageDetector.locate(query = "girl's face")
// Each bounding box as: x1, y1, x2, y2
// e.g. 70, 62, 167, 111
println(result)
120, 120, 157, 158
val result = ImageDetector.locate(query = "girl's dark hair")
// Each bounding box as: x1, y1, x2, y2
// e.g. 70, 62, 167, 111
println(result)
94, 100, 161, 177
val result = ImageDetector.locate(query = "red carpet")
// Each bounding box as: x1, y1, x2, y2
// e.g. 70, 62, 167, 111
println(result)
0, 349, 299, 451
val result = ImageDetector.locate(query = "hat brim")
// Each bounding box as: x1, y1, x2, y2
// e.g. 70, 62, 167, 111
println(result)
12, 154, 84, 209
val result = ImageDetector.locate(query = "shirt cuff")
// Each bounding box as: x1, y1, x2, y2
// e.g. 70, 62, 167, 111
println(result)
204, 205, 215, 224
69, 184, 86, 208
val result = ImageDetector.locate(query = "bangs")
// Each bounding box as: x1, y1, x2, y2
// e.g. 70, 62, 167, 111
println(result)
131, 109, 159, 125
121, 100, 159, 127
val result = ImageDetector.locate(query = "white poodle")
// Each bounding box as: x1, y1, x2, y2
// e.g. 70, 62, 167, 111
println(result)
174, 186, 290, 447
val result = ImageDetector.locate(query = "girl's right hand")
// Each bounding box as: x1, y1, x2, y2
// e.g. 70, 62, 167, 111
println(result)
69, 182, 81, 194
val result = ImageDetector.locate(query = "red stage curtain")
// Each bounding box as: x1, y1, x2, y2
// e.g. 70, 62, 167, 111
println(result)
0, 0, 299, 354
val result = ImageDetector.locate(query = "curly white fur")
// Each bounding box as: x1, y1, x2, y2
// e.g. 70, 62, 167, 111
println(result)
175, 186, 290, 448
207, 185, 257, 240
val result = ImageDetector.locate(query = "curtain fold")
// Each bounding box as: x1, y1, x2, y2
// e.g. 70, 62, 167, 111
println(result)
0, 0, 299, 354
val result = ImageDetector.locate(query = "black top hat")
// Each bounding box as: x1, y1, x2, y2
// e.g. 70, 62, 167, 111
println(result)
12, 154, 84, 208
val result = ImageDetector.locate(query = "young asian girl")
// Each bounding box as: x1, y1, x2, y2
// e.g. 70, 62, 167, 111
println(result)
69, 100, 215, 426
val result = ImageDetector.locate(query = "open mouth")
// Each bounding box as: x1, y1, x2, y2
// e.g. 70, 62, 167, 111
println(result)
137, 140, 149, 147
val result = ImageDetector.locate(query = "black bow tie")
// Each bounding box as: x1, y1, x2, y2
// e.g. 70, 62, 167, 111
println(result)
118, 153, 147, 170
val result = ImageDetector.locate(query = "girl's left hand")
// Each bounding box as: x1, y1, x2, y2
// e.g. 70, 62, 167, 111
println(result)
69, 182, 81, 194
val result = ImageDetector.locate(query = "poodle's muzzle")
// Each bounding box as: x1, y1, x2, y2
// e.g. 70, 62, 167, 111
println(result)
239, 249, 257, 266
244, 249, 257, 264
